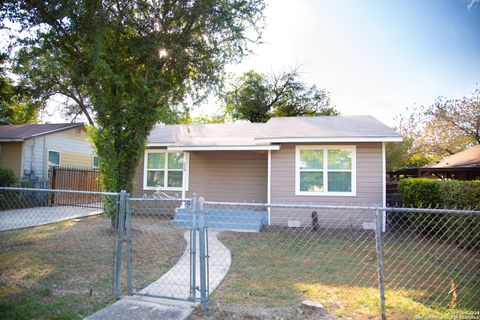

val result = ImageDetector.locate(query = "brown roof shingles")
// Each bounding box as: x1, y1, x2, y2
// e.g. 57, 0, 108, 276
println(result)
0, 123, 83, 140
423, 145, 480, 169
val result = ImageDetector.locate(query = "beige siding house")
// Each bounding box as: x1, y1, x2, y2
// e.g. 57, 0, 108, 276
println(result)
133, 116, 401, 227
0, 123, 97, 180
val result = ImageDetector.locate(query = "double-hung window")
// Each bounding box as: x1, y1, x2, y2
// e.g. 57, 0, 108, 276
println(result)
296, 146, 356, 196
48, 150, 61, 167
144, 151, 188, 190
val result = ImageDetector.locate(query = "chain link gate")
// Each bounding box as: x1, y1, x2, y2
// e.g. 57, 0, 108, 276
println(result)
122, 192, 209, 307
113, 192, 479, 317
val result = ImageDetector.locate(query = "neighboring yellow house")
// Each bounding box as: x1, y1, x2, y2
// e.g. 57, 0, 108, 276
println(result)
0, 123, 97, 179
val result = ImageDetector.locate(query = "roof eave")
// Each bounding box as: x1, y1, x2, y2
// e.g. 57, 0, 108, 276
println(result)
254, 136, 403, 143
165, 145, 281, 151
0, 138, 24, 142
27, 123, 84, 138
147, 143, 176, 147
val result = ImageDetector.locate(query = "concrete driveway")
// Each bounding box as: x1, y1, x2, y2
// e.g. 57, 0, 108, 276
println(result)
0, 206, 102, 231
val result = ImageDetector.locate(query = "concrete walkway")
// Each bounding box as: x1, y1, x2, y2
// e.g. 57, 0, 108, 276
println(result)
0, 206, 102, 231
140, 230, 232, 299
87, 230, 232, 320
85, 296, 195, 320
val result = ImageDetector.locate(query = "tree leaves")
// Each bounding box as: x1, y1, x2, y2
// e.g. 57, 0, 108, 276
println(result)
387, 88, 480, 171
1, 0, 265, 192
0, 54, 40, 124
224, 68, 339, 123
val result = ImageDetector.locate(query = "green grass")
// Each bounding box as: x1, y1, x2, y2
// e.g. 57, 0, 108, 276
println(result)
199, 228, 480, 320
0, 215, 186, 320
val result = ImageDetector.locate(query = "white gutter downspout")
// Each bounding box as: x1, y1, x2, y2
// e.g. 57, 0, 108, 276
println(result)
20, 142, 25, 178
267, 150, 271, 225
43, 137, 46, 178
181, 151, 189, 208
31, 138, 35, 176
382, 142, 386, 232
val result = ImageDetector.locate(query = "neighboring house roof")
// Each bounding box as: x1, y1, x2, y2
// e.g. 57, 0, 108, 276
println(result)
0, 123, 84, 141
423, 145, 480, 169
148, 116, 402, 150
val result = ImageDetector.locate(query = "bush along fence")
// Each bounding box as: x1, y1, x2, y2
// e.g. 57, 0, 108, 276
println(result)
398, 178, 480, 251
1, 186, 479, 319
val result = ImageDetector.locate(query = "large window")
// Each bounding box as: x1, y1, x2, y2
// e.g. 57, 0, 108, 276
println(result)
296, 146, 355, 196
144, 151, 188, 190
48, 150, 61, 167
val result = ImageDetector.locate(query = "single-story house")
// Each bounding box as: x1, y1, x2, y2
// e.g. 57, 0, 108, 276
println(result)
0, 123, 97, 180
133, 116, 402, 230
387, 145, 480, 181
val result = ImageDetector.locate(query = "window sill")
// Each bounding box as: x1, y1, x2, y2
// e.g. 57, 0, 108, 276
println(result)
143, 186, 184, 192
295, 191, 356, 197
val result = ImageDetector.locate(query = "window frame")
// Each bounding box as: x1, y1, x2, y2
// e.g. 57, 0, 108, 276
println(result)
92, 155, 100, 169
47, 150, 61, 168
143, 149, 189, 191
295, 145, 356, 196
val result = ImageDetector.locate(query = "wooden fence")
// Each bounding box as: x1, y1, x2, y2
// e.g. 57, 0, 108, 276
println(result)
49, 166, 102, 207
386, 181, 403, 206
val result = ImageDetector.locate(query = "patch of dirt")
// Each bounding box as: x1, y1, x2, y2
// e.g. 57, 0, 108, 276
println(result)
1, 240, 35, 249
190, 303, 339, 320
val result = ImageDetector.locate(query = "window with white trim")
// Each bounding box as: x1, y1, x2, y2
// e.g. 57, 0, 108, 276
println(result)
48, 150, 61, 167
296, 146, 355, 195
144, 151, 187, 190
92, 155, 100, 169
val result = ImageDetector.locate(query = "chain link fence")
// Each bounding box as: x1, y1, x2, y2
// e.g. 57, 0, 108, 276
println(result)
127, 196, 192, 300
2, 187, 479, 319
187, 200, 480, 319
0, 187, 120, 319
383, 208, 480, 314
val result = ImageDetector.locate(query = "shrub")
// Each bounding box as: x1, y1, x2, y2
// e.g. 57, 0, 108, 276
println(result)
398, 178, 480, 209
0, 167, 16, 187
397, 178, 480, 250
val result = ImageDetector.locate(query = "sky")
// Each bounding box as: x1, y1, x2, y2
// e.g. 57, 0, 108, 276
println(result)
40, 0, 480, 126
193, 0, 480, 126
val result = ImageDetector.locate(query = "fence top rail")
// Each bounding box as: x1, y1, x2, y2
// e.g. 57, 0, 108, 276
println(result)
202, 200, 480, 216
0, 186, 119, 197
129, 197, 191, 202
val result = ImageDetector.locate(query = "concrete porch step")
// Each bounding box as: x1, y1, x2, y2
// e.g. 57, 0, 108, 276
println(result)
172, 208, 267, 232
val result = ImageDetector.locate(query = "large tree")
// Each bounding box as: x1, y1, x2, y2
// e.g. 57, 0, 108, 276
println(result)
0, 54, 39, 124
386, 88, 480, 170
224, 69, 339, 122
1, 0, 265, 193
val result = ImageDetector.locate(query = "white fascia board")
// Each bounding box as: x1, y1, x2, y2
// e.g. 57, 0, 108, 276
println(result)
166, 145, 281, 151
147, 143, 176, 147
255, 137, 403, 143
0, 138, 24, 142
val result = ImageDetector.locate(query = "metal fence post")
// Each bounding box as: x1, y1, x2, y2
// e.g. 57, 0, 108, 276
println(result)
375, 208, 387, 320
190, 194, 198, 302
125, 193, 132, 295
114, 190, 127, 297
198, 196, 208, 311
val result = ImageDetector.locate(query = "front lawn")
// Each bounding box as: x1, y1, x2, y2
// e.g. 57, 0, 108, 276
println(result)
0, 215, 186, 320
193, 228, 480, 319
